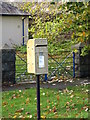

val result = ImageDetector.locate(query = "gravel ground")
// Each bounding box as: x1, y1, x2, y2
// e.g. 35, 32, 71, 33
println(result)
2, 78, 90, 91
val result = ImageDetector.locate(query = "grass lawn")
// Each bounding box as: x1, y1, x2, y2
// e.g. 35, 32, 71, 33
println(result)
2, 84, 89, 119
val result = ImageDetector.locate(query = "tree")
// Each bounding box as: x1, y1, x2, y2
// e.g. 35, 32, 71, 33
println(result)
20, 2, 90, 55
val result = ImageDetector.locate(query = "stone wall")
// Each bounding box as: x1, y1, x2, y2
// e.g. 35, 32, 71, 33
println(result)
75, 48, 90, 78
72, 43, 90, 78
0, 50, 2, 87
0, 45, 16, 84
79, 50, 90, 77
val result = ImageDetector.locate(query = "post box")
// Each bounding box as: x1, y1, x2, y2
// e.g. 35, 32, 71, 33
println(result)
27, 38, 48, 75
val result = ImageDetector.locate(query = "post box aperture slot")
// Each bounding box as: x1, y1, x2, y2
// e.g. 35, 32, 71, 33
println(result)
35, 45, 47, 47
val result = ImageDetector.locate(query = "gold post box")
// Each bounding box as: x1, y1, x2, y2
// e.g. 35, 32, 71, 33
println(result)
27, 38, 48, 75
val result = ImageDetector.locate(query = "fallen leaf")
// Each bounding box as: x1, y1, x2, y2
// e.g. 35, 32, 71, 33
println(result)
52, 84, 56, 86
57, 95, 60, 101
26, 98, 30, 104
66, 106, 70, 109
11, 104, 14, 108
47, 100, 50, 103
71, 103, 76, 107
46, 92, 48, 97
25, 112, 30, 115
2, 101, 8, 106
11, 94, 16, 99
43, 93, 45, 96
85, 108, 88, 111
75, 114, 79, 118
41, 115, 46, 119
49, 109, 52, 112
34, 113, 37, 117
19, 90, 22, 93
29, 115, 32, 118
54, 115, 59, 118
18, 115, 23, 118
34, 98, 37, 100
82, 105, 88, 110
86, 89, 89, 92
66, 102, 70, 106
47, 106, 50, 109
75, 108, 78, 111
54, 102, 57, 105
70, 95, 74, 98
66, 108, 70, 112
15, 108, 24, 113
13, 115, 17, 118
52, 106, 57, 113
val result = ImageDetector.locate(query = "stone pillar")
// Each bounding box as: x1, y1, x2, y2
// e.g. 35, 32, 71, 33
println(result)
0, 44, 16, 84
0, 49, 2, 87
72, 42, 90, 78
79, 50, 90, 77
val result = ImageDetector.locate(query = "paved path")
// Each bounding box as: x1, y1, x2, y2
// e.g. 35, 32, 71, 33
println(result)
2, 78, 90, 91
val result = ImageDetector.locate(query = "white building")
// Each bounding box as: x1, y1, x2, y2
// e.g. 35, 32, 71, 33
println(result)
0, 2, 30, 48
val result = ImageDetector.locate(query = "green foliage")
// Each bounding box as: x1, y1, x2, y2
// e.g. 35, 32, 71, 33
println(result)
21, 2, 89, 55
16, 45, 27, 53
81, 45, 90, 56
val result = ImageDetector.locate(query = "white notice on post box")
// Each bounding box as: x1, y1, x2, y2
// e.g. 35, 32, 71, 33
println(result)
39, 56, 44, 68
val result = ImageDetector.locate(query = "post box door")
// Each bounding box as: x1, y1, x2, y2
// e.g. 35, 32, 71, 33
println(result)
35, 47, 48, 74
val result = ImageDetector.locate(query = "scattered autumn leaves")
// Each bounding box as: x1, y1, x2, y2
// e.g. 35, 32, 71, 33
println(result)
40, 85, 89, 118
2, 84, 89, 118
